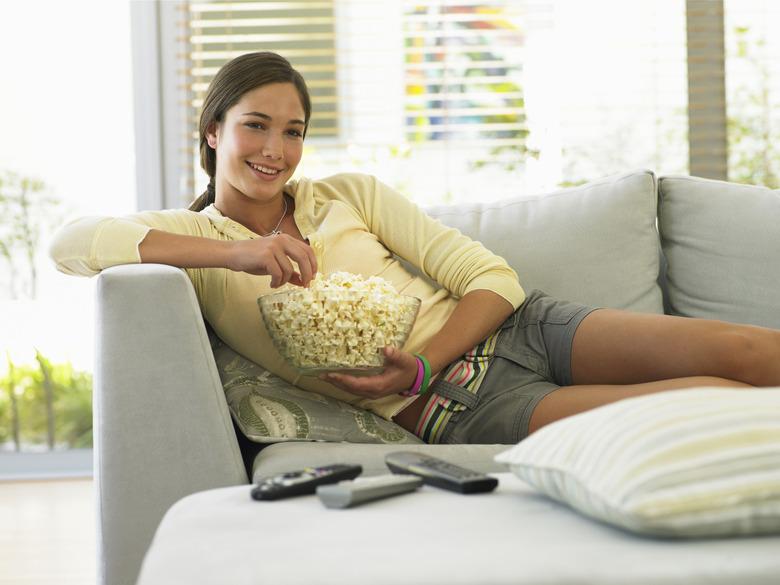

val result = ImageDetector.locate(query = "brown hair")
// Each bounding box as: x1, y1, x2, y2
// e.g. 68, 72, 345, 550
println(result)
188, 52, 312, 212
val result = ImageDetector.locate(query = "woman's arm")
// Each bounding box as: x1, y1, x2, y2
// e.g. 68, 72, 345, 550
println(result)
50, 212, 216, 277
138, 229, 234, 268
139, 229, 317, 288
418, 289, 514, 376
50, 213, 316, 287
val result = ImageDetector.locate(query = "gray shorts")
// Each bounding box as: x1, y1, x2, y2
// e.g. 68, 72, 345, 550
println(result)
434, 289, 598, 445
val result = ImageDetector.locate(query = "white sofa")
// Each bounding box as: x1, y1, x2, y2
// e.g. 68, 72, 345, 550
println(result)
93, 169, 780, 585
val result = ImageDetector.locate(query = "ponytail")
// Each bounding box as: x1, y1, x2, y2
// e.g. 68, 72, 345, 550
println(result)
189, 180, 215, 212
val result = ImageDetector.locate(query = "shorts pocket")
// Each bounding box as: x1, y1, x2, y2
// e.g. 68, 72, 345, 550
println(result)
493, 348, 548, 380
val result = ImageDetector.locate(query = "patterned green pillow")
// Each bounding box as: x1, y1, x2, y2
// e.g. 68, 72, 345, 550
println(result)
210, 335, 422, 445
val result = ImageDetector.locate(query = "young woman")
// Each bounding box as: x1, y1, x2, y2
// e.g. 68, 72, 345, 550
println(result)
50, 52, 779, 445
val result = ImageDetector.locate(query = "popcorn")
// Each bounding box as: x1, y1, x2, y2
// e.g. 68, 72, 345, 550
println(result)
258, 272, 421, 372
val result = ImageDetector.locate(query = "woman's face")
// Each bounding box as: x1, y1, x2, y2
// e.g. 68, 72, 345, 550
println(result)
207, 82, 306, 205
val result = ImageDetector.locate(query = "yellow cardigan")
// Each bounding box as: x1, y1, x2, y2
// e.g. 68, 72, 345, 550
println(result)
50, 173, 525, 419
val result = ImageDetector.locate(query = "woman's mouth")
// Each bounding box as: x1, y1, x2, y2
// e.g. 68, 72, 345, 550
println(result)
246, 161, 283, 181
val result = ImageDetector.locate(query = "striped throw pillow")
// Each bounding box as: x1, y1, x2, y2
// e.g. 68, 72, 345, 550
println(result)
494, 387, 780, 537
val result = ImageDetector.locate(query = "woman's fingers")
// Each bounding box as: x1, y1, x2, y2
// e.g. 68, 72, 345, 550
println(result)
232, 236, 318, 287
306, 241, 318, 278
275, 237, 319, 287
270, 247, 296, 288
265, 256, 284, 288
320, 349, 419, 399
293, 246, 315, 287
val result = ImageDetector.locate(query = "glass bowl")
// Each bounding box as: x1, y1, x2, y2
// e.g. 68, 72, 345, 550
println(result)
258, 288, 421, 376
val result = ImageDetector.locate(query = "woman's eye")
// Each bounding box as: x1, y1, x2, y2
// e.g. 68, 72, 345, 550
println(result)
287, 129, 303, 138
246, 122, 265, 130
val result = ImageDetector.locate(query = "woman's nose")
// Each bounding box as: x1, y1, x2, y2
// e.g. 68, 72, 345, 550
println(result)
261, 134, 283, 159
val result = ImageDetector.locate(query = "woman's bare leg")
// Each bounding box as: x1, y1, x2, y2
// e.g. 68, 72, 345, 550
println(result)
528, 309, 780, 434
529, 376, 750, 434
570, 309, 780, 386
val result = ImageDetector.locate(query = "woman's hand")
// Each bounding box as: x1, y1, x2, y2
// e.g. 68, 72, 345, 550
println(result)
227, 235, 318, 287
320, 346, 419, 399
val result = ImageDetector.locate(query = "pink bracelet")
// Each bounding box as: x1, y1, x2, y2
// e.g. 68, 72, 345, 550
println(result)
401, 356, 425, 397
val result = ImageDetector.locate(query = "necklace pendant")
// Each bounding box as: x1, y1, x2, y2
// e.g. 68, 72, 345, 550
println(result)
261, 197, 288, 238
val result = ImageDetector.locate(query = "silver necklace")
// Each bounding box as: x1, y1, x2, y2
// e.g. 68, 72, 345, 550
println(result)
261, 197, 288, 237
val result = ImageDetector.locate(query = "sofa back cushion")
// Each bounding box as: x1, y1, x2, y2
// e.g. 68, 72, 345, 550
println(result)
424, 169, 663, 313
658, 176, 780, 328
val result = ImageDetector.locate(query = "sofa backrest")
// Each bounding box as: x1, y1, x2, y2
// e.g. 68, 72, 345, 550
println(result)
424, 169, 665, 314
658, 175, 780, 328
422, 169, 780, 330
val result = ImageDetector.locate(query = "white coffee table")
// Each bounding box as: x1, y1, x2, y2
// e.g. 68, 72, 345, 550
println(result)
137, 473, 780, 585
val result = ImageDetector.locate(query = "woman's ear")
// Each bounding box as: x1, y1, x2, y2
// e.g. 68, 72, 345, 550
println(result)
206, 122, 219, 149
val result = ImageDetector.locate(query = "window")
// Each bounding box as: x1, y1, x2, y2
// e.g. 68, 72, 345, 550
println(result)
725, 0, 780, 188
163, 0, 690, 205
172, 1, 538, 204
139, 0, 774, 212
187, 1, 339, 140
1, 1, 135, 477
403, 2, 531, 168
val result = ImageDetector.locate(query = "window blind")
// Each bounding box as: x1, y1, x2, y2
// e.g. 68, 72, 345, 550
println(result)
170, 1, 692, 204
178, 0, 532, 203
183, 0, 338, 197
187, 0, 338, 138
402, 1, 532, 169
686, 0, 727, 180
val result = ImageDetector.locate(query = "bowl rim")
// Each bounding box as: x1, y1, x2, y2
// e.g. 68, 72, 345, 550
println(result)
257, 289, 422, 305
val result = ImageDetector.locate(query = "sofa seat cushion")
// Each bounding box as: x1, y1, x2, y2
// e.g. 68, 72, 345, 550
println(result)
425, 169, 663, 313
138, 478, 780, 585
495, 387, 780, 538
252, 442, 508, 482
659, 175, 780, 327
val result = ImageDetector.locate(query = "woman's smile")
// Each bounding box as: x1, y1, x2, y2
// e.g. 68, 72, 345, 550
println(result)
246, 160, 284, 181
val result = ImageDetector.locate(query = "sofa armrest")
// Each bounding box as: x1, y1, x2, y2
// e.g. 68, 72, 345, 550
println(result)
94, 264, 248, 585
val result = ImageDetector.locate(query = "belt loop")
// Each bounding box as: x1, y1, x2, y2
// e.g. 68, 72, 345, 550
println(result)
428, 379, 480, 410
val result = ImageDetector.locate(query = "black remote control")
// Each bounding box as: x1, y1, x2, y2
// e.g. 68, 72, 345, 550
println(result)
251, 463, 363, 501
385, 452, 498, 494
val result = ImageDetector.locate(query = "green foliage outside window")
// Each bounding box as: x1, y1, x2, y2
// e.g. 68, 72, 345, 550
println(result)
0, 352, 93, 452
728, 26, 780, 189
0, 170, 63, 300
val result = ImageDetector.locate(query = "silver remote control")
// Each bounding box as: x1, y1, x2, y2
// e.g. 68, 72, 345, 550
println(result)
316, 474, 423, 508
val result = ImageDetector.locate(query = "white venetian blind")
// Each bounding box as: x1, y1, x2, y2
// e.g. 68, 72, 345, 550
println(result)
686, 0, 727, 180
402, 1, 532, 169
183, 0, 338, 197
178, 0, 534, 204
172, 0, 692, 204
